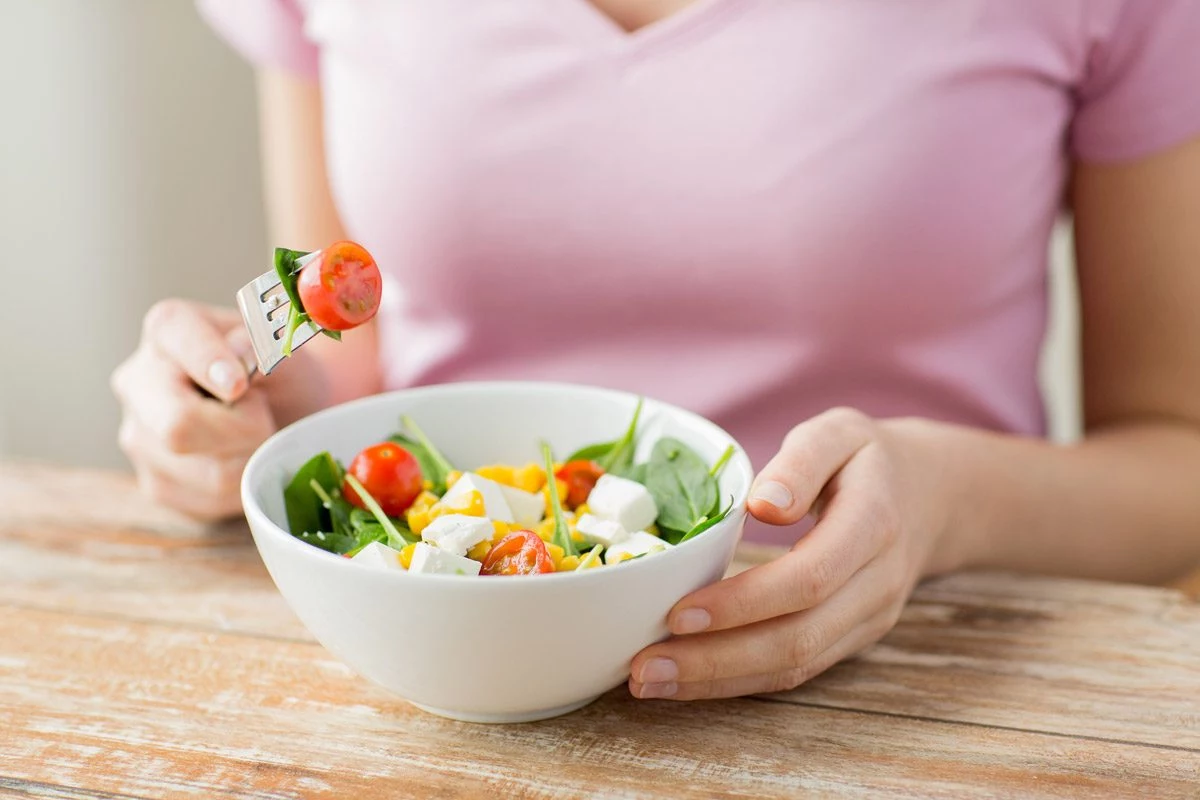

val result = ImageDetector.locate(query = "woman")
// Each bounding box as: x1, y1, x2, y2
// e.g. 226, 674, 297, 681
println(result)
113, 0, 1200, 702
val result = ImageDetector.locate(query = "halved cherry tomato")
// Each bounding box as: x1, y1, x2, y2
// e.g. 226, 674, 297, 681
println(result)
555, 460, 605, 509
297, 240, 382, 331
343, 442, 423, 517
480, 531, 555, 576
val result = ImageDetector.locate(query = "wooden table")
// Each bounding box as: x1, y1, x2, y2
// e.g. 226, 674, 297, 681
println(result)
1, 465, 1198, 799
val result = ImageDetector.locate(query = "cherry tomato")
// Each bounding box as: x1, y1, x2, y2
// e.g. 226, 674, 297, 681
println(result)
481, 531, 555, 576
343, 442, 423, 517
555, 460, 605, 509
297, 240, 382, 331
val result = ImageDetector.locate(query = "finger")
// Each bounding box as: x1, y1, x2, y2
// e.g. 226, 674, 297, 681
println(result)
114, 351, 275, 455
631, 605, 897, 701
134, 467, 245, 522
121, 417, 251, 497
143, 300, 251, 402
748, 407, 873, 526
667, 469, 896, 633
634, 558, 899, 691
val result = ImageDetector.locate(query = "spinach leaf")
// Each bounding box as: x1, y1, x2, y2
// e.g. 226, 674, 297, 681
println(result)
344, 474, 419, 548
393, 415, 456, 495
295, 529, 358, 554
283, 452, 344, 535
543, 442, 577, 557
643, 437, 719, 534
273, 247, 317, 357
596, 398, 643, 475
710, 444, 735, 479
678, 495, 735, 544
563, 398, 644, 469
613, 462, 647, 483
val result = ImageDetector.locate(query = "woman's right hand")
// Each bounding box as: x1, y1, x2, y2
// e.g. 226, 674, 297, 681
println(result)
111, 299, 278, 522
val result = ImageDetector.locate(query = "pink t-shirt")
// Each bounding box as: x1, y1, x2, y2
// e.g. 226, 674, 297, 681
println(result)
200, 0, 1200, 541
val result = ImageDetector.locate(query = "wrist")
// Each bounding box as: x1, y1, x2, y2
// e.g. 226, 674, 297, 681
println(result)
882, 417, 990, 577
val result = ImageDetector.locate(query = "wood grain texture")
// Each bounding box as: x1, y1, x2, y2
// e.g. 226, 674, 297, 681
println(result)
2, 465, 1199, 799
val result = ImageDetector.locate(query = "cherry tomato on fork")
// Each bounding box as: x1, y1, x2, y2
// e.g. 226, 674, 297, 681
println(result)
343, 443, 423, 517
555, 460, 605, 509
297, 240, 382, 331
481, 531, 555, 575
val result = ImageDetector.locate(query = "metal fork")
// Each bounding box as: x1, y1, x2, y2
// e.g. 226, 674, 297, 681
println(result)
234, 251, 322, 376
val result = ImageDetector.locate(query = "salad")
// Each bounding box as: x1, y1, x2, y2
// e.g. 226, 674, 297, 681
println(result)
272, 241, 382, 356
281, 400, 736, 576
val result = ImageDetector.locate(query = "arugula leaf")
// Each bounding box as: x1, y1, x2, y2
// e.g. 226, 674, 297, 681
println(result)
542, 442, 577, 557
283, 452, 344, 535
644, 437, 719, 534
678, 495, 735, 544
344, 474, 418, 548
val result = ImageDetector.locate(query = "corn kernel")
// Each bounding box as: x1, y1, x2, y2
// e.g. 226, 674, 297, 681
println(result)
535, 519, 555, 541
445, 470, 463, 488
476, 464, 516, 486
491, 520, 511, 541
442, 489, 485, 517
558, 555, 580, 571
406, 508, 432, 535
467, 540, 492, 561
546, 543, 565, 569
422, 479, 433, 491
575, 503, 590, 516
399, 543, 417, 569
513, 463, 546, 493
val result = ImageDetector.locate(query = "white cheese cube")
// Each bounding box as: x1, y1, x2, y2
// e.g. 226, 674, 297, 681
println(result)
421, 514, 494, 556
576, 513, 629, 548
604, 531, 672, 565
586, 474, 658, 533
440, 472, 514, 522
500, 484, 545, 528
351, 541, 405, 571
408, 542, 483, 576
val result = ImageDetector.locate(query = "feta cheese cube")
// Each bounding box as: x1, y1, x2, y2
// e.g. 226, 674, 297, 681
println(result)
440, 472, 514, 522
575, 513, 629, 548
586, 474, 658, 533
499, 484, 545, 528
351, 541, 405, 571
408, 542, 483, 576
421, 513, 494, 556
604, 531, 672, 565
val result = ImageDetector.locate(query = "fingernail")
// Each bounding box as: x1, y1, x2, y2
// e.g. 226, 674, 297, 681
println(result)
639, 658, 678, 684
672, 608, 712, 635
751, 480, 793, 509
637, 682, 678, 699
207, 360, 240, 394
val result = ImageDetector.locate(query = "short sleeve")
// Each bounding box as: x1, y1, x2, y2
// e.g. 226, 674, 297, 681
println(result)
196, 0, 319, 79
1071, 0, 1200, 163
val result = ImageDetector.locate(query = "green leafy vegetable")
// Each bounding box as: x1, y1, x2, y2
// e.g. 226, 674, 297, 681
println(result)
273, 247, 344, 357
710, 445, 735, 479
391, 415, 456, 495
542, 442, 577, 557
295, 529, 358, 554
284, 452, 344, 536
643, 437, 719, 534
563, 399, 644, 472
344, 474, 418, 548
677, 495, 735, 544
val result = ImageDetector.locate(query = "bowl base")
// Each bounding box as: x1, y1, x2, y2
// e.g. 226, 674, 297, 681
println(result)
411, 694, 601, 724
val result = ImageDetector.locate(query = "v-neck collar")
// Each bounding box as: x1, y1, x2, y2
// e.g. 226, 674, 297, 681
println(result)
562, 0, 751, 56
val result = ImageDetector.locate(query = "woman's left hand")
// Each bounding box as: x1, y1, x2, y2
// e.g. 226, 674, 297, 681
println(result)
629, 408, 959, 701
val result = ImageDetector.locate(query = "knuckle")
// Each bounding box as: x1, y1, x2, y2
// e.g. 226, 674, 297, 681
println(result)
793, 553, 840, 608
787, 621, 826, 667
823, 406, 873, 439
117, 419, 138, 456
769, 667, 808, 694
159, 407, 196, 454
143, 299, 185, 340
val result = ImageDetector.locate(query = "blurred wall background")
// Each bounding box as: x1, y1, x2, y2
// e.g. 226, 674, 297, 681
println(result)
0, 1, 1081, 471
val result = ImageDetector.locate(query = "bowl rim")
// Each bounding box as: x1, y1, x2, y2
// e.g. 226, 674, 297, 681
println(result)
241, 380, 753, 587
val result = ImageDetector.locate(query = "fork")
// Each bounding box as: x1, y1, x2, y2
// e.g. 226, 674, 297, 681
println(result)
234, 250, 322, 377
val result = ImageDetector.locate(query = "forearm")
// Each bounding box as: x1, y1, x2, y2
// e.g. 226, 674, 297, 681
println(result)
897, 418, 1200, 584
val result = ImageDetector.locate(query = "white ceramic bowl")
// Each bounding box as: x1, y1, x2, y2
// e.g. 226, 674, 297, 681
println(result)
241, 382, 752, 723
